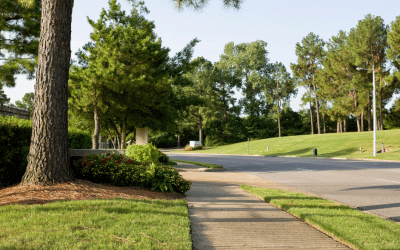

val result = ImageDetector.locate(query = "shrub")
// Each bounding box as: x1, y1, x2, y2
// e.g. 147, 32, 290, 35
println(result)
0, 117, 31, 188
68, 127, 92, 149
184, 145, 193, 151
0, 116, 92, 188
72, 153, 191, 194
158, 152, 169, 163
193, 145, 203, 150
125, 144, 160, 164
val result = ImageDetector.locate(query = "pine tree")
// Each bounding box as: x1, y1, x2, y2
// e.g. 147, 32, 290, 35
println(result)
180, 57, 218, 146
22, 0, 242, 185
0, 0, 40, 89
21, 0, 75, 185
262, 62, 296, 137
291, 32, 325, 134
348, 14, 388, 131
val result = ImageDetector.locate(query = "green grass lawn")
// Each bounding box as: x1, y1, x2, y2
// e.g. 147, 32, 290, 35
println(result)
170, 159, 223, 169
241, 185, 400, 250
177, 129, 400, 161
0, 198, 191, 250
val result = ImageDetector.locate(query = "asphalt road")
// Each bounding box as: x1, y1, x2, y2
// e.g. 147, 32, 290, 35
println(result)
167, 153, 400, 222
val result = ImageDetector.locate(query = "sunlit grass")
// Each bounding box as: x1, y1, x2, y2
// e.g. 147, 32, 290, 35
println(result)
0, 198, 191, 250
177, 129, 400, 160
241, 185, 400, 250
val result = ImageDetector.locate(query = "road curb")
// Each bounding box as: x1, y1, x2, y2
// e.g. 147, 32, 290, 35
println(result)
167, 152, 400, 163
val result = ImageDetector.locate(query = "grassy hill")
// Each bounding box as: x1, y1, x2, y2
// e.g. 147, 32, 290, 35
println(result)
190, 129, 400, 161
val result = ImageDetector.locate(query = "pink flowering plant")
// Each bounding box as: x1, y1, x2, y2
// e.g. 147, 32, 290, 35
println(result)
72, 153, 191, 194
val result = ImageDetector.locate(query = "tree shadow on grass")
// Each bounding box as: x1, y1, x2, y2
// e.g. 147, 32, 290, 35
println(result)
317, 148, 359, 158
265, 147, 314, 156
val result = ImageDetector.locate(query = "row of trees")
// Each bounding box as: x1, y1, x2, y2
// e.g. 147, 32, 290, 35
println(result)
291, 14, 400, 135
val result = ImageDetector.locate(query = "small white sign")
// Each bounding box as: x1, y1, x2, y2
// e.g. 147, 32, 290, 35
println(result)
190, 141, 201, 147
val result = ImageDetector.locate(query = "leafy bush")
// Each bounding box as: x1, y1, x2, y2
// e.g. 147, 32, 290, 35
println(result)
68, 127, 92, 149
72, 153, 191, 194
158, 152, 169, 163
193, 145, 203, 150
0, 116, 92, 188
0, 117, 31, 188
184, 145, 193, 151
125, 144, 160, 164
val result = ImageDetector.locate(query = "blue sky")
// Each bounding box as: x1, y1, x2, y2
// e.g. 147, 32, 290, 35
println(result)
5, 0, 400, 111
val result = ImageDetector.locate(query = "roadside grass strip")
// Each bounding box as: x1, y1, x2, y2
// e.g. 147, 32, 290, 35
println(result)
170, 159, 223, 169
0, 198, 191, 250
186, 129, 400, 161
241, 185, 400, 250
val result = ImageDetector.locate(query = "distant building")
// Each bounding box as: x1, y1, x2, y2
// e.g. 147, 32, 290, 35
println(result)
0, 104, 30, 120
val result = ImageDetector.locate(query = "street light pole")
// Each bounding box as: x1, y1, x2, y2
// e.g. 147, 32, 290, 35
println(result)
356, 65, 377, 157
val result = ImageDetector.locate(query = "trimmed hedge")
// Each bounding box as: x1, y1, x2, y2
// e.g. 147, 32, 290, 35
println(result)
0, 116, 92, 188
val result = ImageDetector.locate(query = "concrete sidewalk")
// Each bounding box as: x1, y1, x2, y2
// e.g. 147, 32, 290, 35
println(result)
176, 162, 351, 249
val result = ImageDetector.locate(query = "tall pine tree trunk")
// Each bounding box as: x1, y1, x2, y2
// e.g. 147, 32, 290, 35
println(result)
313, 84, 320, 134
277, 105, 281, 137
177, 135, 181, 148
21, 0, 74, 185
356, 116, 361, 132
361, 111, 364, 132
322, 114, 326, 134
92, 105, 100, 149
199, 111, 203, 146
379, 79, 383, 130
309, 102, 314, 134
367, 93, 372, 131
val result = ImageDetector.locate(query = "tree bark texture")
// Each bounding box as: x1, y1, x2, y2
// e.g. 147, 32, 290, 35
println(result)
367, 93, 372, 131
309, 102, 314, 134
322, 114, 326, 134
361, 111, 364, 132
199, 110, 203, 146
92, 105, 100, 149
21, 0, 75, 185
343, 119, 347, 133
356, 116, 360, 132
337, 121, 339, 133
120, 120, 126, 149
313, 84, 320, 134
379, 82, 383, 130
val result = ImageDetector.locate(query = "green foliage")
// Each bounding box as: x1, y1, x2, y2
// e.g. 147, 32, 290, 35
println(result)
14, 92, 34, 116
184, 145, 193, 151
0, 116, 92, 187
158, 152, 170, 164
68, 127, 92, 149
73, 153, 191, 194
193, 145, 203, 150
125, 144, 160, 164
219, 41, 270, 117
384, 98, 400, 129
0, 0, 40, 89
149, 131, 177, 148
140, 164, 191, 193
0, 116, 31, 187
